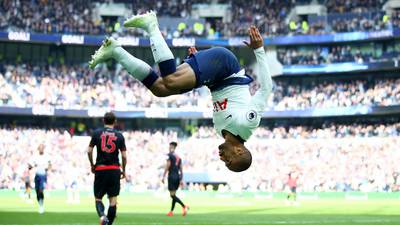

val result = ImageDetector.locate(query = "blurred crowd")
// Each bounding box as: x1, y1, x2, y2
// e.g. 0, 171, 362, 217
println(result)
0, 0, 398, 37
271, 78, 400, 110
1, 122, 399, 192
326, 0, 385, 13
0, 0, 105, 35
1, 64, 399, 110
278, 45, 399, 66
0, 64, 205, 109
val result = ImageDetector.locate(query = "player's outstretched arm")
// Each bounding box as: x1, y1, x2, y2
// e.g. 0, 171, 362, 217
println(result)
244, 26, 273, 110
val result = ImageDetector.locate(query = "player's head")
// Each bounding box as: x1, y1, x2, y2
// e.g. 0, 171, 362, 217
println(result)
103, 112, 116, 126
218, 142, 252, 172
38, 144, 44, 155
169, 142, 177, 152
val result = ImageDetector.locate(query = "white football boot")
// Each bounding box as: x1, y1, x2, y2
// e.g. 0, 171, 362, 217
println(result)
123, 11, 159, 33
88, 37, 121, 69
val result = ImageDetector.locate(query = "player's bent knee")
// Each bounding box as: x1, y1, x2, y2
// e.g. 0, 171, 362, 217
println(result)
109, 196, 118, 206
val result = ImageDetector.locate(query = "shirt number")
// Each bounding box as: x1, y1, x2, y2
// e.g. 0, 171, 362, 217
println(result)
100, 133, 117, 153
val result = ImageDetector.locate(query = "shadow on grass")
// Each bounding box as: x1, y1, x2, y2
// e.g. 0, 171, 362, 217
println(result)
1, 212, 400, 225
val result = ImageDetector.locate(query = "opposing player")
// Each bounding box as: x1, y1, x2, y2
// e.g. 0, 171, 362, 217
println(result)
28, 144, 51, 214
89, 11, 273, 172
286, 173, 298, 205
87, 112, 127, 225
162, 142, 188, 216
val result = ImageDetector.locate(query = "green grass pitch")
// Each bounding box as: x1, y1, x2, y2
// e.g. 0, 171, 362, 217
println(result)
1, 191, 400, 225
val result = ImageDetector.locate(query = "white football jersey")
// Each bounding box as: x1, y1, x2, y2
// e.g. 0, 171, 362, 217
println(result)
30, 154, 50, 175
211, 47, 272, 141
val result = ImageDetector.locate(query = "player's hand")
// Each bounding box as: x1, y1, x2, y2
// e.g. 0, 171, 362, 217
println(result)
243, 26, 264, 49
188, 46, 197, 55
91, 165, 95, 174
161, 178, 165, 184
120, 171, 126, 179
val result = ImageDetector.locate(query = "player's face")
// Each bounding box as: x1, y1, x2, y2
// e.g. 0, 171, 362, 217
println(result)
169, 144, 175, 152
218, 142, 234, 167
38, 144, 44, 154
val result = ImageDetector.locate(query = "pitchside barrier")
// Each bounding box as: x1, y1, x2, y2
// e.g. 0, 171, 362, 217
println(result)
2, 29, 397, 47
1, 190, 399, 200
1, 105, 399, 118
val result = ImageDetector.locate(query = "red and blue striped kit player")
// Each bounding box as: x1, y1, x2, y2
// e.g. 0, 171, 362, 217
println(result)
89, 11, 273, 172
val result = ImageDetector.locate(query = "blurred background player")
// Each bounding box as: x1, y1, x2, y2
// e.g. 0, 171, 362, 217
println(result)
66, 162, 80, 204
162, 142, 188, 216
28, 144, 51, 214
22, 166, 32, 203
89, 11, 272, 172
286, 173, 298, 206
87, 112, 127, 225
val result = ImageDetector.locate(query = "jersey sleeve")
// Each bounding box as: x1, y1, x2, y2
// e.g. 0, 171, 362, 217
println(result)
167, 153, 173, 161
251, 47, 273, 111
119, 134, 127, 151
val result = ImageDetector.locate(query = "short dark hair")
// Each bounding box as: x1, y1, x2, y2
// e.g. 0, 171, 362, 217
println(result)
103, 112, 116, 125
228, 148, 252, 172
169, 142, 178, 147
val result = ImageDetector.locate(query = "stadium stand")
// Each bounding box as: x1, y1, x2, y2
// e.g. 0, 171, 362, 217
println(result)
0, 0, 397, 37
278, 45, 400, 65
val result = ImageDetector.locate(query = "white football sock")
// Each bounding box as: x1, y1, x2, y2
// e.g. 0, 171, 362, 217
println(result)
112, 46, 152, 81
148, 24, 174, 63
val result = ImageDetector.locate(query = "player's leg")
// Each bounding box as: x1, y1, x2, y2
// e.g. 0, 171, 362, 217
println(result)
105, 170, 121, 225
168, 177, 187, 216
168, 190, 176, 216
73, 182, 80, 203
124, 11, 175, 77
124, 11, 197, 93
107, 196, 118, 225
95, 198, 108, 225
25, 182, 31, 200
287, 191, 291, 200
89, 38, 159, 91
94, 171, 108, 225
149, 63, 196, 96
89, 38, 194, 97
292, 187, 297, 202
34, 175, 45, 213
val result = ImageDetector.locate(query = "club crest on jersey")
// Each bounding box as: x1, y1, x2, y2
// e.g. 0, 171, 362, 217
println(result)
246, 110, 257, 121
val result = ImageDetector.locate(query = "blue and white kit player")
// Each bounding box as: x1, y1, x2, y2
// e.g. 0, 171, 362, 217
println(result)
89, 11, 273, 172
28, 144, 51, 214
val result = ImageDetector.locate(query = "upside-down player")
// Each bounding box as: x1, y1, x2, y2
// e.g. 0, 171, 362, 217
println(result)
88, 112, 127, 225
89, 12, 273, 172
